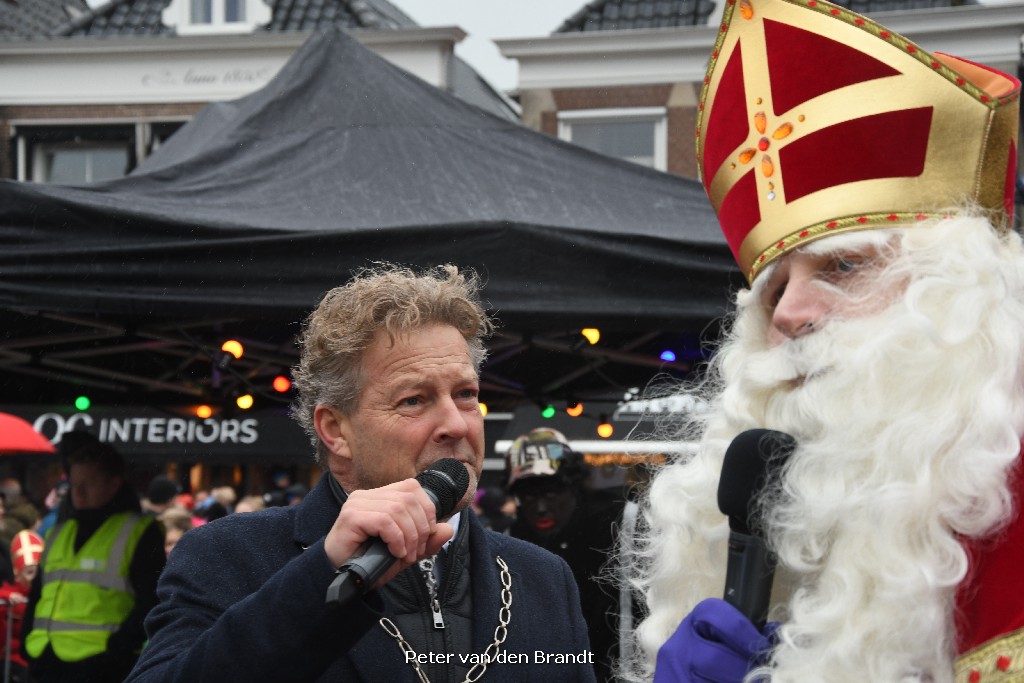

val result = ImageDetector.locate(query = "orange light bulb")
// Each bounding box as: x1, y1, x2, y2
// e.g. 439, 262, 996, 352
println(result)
221, 339, 244, 359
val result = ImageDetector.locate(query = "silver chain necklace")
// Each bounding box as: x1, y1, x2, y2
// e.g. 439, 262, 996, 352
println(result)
380, 555, 512, 683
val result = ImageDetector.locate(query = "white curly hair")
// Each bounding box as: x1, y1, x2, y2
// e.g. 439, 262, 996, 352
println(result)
620, 214, 1024, 683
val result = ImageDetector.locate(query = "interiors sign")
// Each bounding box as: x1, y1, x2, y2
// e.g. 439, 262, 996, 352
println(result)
4, 407, 309, 461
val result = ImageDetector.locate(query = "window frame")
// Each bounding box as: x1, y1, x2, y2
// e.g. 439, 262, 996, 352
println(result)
163, 0, 270, 36
557, 107, 668, 171
11, 119, 189, 183
32, 142, 130, 184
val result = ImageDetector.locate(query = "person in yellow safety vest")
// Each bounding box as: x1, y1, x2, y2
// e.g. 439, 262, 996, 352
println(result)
23, 432, 165, 683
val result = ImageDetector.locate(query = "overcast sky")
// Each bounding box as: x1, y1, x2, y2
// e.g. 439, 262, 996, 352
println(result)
388, 0, 589, 93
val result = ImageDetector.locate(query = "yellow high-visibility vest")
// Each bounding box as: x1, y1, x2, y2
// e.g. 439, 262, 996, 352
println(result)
26, 511, 153, 662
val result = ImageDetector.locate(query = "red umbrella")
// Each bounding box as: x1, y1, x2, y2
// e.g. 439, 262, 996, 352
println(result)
0, 412, 55, 455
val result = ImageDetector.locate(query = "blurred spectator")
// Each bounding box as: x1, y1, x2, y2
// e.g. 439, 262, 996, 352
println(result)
142, 476, 180, 517
262, 471, 293, 507
0, 530, 44, 683
8, 502, 40, 536
471, 486, 514, 533
192, 502, 229, 527
0, 492, 20, 587
210, 486, 237, 513
261, 490, 286, 507
271, 471, 291, 493
36, 480, 69, 539
233, 496, 265, 514
0, 492, 26, 549
284, 483, 307, 506
506, 427, 626, 683
157, 508, 194, 558
174, 492, 194, 512
0, 479, 25, 508
24, 432, 165, 683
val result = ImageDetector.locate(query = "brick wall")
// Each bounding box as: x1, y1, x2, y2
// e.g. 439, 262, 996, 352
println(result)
520, 83, 701, 179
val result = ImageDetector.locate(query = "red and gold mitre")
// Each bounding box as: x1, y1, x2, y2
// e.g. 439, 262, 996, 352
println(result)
695, 0, 1021, 283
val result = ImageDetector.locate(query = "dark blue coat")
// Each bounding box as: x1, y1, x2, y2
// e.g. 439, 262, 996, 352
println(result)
127, 474, 597, 682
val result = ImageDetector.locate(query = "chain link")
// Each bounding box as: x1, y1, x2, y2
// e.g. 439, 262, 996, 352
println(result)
380, 555, 512, 683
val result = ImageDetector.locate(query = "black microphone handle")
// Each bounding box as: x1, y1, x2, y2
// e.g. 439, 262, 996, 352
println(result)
326, 488, 442, 607
325, 541, 399, 606
722, 530, 776, 629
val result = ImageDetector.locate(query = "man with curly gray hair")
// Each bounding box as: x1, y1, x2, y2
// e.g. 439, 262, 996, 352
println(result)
291, 264, 492, 468
129, 264, 596, 683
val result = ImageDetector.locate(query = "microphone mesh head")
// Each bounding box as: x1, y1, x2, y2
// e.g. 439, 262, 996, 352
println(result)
416, 458, 471, 518
717, 429, 796, 535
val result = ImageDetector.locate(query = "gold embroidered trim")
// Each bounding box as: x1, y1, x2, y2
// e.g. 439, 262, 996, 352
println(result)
955, 628, 1024, 683
745, 211, 946, 282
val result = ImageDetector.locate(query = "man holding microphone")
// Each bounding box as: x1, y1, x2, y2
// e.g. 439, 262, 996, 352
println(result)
128, 264, 595, 682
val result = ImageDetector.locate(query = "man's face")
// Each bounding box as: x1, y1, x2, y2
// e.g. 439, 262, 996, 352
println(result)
69, 461, 122, 511
329, 324, 485, 513
759, 239, 897, 348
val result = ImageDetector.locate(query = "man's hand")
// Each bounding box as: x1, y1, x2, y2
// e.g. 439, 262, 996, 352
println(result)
323, 478, 454, 588
654, 598, 772, 683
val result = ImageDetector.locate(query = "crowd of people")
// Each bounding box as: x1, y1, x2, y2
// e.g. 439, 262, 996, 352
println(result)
0, 439, 320, 683
140, 476, 300, 558
0, 427, 629, 682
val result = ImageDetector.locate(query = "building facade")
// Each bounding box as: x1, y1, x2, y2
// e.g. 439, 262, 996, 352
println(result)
0, 0, 515, 182
499, 0, 1024, 184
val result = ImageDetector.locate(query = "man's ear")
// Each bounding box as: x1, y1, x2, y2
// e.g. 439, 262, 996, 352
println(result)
313, 404, 352, 461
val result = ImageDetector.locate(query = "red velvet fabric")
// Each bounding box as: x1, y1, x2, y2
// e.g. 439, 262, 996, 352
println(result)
956, 451, 1024, 654
779, 107, 933, 203
763, 19, 901, 117
718, 170, 761, 261
703, 44, 752, 192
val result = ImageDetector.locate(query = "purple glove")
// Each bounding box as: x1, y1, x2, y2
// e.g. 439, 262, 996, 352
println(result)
653, 598, 772, 683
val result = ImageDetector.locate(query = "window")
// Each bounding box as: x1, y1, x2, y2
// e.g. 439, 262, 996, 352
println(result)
558, 108, 667, 171
189, 0, 245, 25
165, 0, 269, 35
225, 0, 244, 22
38, 145, 128, 184
191, 0, 212, 24
13, 121, 187, 184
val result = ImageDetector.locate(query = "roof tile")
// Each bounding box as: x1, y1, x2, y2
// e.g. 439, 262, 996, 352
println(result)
555, 0, 970, 32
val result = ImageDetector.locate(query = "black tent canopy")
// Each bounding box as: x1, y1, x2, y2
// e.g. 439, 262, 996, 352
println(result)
0, 25, 741, 412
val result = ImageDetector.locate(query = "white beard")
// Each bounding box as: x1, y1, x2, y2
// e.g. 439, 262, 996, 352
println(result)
625, 217, 1024, 683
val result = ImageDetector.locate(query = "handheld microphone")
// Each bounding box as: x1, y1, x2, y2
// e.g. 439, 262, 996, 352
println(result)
717, 429, 796, 628
325, 457, 470, 608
